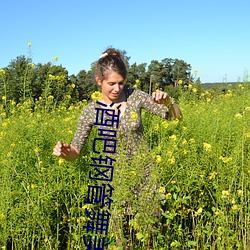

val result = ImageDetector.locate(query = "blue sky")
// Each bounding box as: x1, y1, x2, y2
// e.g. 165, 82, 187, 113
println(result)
1, 0, 250, 83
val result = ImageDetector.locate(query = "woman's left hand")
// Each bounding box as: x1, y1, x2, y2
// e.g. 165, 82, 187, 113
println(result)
152, 91, 171, 104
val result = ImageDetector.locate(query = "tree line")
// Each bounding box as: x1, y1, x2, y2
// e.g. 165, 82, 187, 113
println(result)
0, 51, 200, 106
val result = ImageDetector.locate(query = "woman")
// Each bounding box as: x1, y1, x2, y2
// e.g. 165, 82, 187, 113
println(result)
53, 48, 182, 159
53, 48, 182, 248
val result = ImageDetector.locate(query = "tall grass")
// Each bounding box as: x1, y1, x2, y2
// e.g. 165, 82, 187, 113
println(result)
0, 83, 249, 249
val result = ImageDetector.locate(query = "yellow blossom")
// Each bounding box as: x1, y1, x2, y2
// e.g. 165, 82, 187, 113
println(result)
219, 156, 232, 164
195, 207, 203, 216
58, 158, 64, 165
192, 88, 197, 93
169, 134, 177, 141
245, 106, 250, 112
34, 147, 41, 153
203, 142, 212, 152
0, 69, 6, 75
193, 69, 198, 74
208, 171, 217, 180
222, 190, 230, 197
182, 139, 187, 145
91, 91, 103, 101
165, 193, 172, 199
133, 84, 138, 89
188, 84, 193, 89
130, 111, 138, 121
232, 204, 239, 211
31, 184, 37, 189
0, 213, 5, 221
130, 171, 136, 176
154, 123, 159, 131
178, 79, 183, 85
11, 100, 16, 105
2, 96, 6, 100
135, 79, 140, 83
189, 138, 195, 144
234, 113, 242, 120
71, 83, 75, 89
48, 95, 54, 100
237, 190, 243, 196
161, 120, 168, 128
155, 155, 162, 164
28, 42, 32, 47
168, 156, 176, 165
171, 119, 179, 126
159, 186, 166, 194
245, 132, 250, 138
54, 56, 58, 61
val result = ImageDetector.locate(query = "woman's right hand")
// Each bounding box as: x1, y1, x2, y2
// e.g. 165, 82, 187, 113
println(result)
53, 141, 80, 161
53, 141, 71, 158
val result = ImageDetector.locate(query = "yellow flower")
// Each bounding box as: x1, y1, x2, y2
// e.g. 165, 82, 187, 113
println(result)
195, 207, 203, 216
189, 138, 195, 144
135, 79, 140, 83
245, 106, 250, 112
192, 88, 197, 93
48, 74, 55, 80
203, 142, 212, 152
234, 113, 242, 120
71, 83, 75, 89
159, 186, 166, 194
11, 100, 16, 106
28, 42, 32, 47
154, 123, 159, 131
165, 193, 172, 199
208, 171, 217, 180
232, 204, 239, 211
188, 84, 193, 89
2, 122, 8, 128
245, 132, 250, 138
31, 184, 37, 189
0, 213, 5, 221
34, 147, 41, 153
219, 156, 232, 164
237, 189, 243, 196
178, 79, 183, 85
130, 111, 138, 121
91, 91, 103, 101
168, 156, 175, 165
48, 95, 54, 100
161, 120, 168, 128
222, 190, 230, 197
155, 155, 162, 164
169, 134, 177, 141
133, 84, 138, 89
58, 158, 64, 165
2, 96, 6, 100
193, 69, 198, 74
54, 56, 58, 62
0, 69, 6, 75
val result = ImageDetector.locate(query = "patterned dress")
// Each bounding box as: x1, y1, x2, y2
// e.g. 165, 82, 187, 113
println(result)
72, 88, 171, 246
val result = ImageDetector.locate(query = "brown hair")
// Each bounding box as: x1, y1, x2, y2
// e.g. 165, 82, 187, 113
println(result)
95, 48, 127, 81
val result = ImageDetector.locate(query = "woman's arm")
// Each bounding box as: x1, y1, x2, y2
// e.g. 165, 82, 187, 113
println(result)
152, 90, 182, 119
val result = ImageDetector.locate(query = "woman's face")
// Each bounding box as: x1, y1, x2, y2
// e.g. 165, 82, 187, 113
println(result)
96, 71, 125, 102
